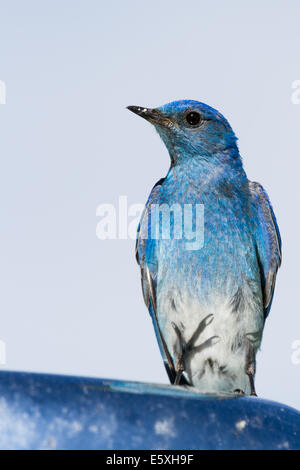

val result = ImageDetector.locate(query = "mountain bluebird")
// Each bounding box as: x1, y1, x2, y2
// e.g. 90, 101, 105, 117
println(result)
128, 100, 281, 395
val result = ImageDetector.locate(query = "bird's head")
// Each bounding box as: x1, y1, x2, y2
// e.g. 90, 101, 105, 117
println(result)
127, 100, 239, 164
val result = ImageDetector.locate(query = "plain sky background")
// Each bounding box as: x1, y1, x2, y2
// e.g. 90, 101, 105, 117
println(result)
0, 1, 300, 410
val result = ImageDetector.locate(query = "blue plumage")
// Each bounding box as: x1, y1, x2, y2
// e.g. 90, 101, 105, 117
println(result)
128, 101, 281, 395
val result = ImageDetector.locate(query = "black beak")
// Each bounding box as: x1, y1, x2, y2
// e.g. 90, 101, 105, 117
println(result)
127, 105, 164, 124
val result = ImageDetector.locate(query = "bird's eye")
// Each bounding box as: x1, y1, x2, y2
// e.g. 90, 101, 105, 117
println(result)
185, 111, 201, 126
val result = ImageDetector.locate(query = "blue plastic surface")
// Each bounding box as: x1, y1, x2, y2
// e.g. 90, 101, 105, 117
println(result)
0, 370, 299, 450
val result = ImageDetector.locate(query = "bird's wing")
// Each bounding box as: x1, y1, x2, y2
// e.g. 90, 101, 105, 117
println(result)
136, 178, 183, 384
249, 181, 282, 318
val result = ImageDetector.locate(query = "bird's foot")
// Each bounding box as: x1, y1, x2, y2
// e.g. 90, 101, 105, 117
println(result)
234, 388, 245, 395
245, 336, 258, 397
171, 314, 220, 385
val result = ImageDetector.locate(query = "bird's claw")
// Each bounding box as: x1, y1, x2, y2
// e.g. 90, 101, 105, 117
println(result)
172, 314, 220, 385
234, 388, 245, 395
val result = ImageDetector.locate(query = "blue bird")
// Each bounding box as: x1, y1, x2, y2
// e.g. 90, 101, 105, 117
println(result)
127, 100, 281, 395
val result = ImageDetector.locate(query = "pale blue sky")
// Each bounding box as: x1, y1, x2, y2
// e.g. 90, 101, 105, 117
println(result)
0, 1, 300, 409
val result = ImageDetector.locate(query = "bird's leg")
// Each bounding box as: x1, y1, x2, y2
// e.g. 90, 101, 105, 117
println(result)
172, 314, 220, 385
171, 323, 186, 385
245, 336, 257, 397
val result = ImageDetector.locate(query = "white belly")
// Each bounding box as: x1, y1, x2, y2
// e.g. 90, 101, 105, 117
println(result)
157, 290, 264, 394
